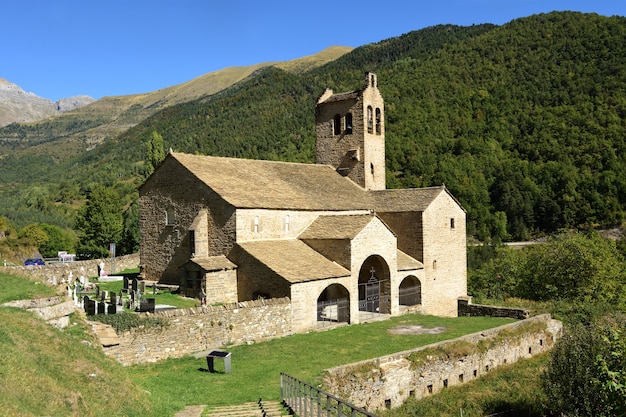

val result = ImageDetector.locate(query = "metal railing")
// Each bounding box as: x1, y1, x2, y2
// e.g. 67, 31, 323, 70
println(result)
281, 373, 378, 417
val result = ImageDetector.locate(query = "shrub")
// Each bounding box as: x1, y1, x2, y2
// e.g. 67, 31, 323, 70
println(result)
543, 314, 626, 417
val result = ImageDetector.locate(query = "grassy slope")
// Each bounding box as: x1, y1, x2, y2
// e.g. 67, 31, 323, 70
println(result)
1, 272, 544, 417
0, 273, 152, 417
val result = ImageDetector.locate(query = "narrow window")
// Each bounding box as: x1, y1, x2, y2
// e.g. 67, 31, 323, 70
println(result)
433, 260, 437, 270
285, 215, 290, 232
370, 74, 376, 87
333, 114, 342, 135
345, 113, 353, 134
166, 207, 175, 226
443, 379, 448, 388
450, 218, 455, 229
189, 230, 196, 257
370, 162, 374, 175
367, 106, 373, 133
375, 108, 382, 135
253, 216, 259, 233
459, 374, 464, 383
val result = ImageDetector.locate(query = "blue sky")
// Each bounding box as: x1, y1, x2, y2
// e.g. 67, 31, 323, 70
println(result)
3, 0, 625, 101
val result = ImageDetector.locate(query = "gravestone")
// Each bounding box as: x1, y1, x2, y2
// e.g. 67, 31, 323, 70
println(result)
139, 297, 155, 313
107, 304, 117, 315
139, 280, 146, 293
97, 302, 106, 315
123, 276, 129, 290
132, 278, 138, 292
84, 298, 96, 315
110, 292, 117, 306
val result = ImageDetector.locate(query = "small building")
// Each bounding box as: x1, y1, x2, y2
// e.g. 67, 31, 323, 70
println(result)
139, 73, 467, 332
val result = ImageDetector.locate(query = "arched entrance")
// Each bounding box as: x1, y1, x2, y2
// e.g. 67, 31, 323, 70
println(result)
399, 275, 422, 306
317, 284, 350, 326
358, 255, 391, 317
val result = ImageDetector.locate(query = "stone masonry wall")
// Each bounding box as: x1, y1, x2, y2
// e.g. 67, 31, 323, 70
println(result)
2, 254, 139, 284
458, 298, 530, 320
322, 314, 562, 413
104, 297, 292, 365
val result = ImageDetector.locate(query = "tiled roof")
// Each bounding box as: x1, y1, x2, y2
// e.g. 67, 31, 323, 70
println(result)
236, 240, 350, 283
170, 152, 370, 211
397, 250, 424, 271
370, 187, 446, 212
298, 214, 375, 240
320, 90, 360, 103
183, 256, 236, 271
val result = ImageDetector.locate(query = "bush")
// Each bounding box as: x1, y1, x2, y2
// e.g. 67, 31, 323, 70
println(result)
91, 311, 169, 332
543, 314, 626, 417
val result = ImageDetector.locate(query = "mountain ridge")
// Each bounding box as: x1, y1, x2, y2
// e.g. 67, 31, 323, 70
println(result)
0, 46, 352, 130
0, 12, 624, 245
0, 78, 95, 127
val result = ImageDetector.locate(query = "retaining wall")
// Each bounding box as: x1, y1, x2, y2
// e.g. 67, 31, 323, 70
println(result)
1, 254, 139, 284
322, 314, 562, 413
104, 297, 293, 365
458, 297, 530, 320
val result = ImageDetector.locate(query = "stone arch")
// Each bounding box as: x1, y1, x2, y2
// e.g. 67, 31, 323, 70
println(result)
358, 255, 391, 314
399, 275, 422, 306
317, 283, 350, 324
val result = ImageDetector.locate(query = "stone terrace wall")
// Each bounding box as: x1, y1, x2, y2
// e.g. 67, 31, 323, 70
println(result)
1, 254, 139, 284
104, 297, 292, 365
323, 314, 562, 413
458, 298, 530, 320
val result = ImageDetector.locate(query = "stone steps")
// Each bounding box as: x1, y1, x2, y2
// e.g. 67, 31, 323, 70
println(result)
205, 400, 289, 417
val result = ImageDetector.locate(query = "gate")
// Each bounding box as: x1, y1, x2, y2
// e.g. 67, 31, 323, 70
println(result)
317, 298, 349, 326
399, 282, 421, 306
359, 277, 389, 318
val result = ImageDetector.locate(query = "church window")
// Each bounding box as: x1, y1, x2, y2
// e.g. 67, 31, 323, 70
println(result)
367, 106, 373, 133
165, 207, 175, 226
333, 114, 342, 135
253, 216, 259, 233
450, 218, 455, 229
375, 108, 382, 135
345, 113, 353, 134
370, 73, 376, 87
370, 162, 374, 175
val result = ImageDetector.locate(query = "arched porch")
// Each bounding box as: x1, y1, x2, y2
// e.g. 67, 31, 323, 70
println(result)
317, 283, 350, 326
358, 255, 391, 319
399, 275, 422, 307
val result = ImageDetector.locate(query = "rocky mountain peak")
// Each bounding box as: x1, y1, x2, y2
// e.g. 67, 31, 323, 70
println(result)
0, 79, 95, 127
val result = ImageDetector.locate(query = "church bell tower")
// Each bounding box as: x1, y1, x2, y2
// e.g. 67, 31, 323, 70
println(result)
315, 72, 385, 191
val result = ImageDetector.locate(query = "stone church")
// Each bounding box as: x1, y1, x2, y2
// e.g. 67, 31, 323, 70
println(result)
139, 72, 467, 332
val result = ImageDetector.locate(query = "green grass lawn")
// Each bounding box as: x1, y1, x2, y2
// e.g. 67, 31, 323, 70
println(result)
95, 273, 200, 309
0, 271, 529, 417
126, 314, 516, 417
0, 272, 57, 303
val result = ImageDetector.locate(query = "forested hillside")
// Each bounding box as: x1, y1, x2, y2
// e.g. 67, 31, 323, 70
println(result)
1, 11, 625, 243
